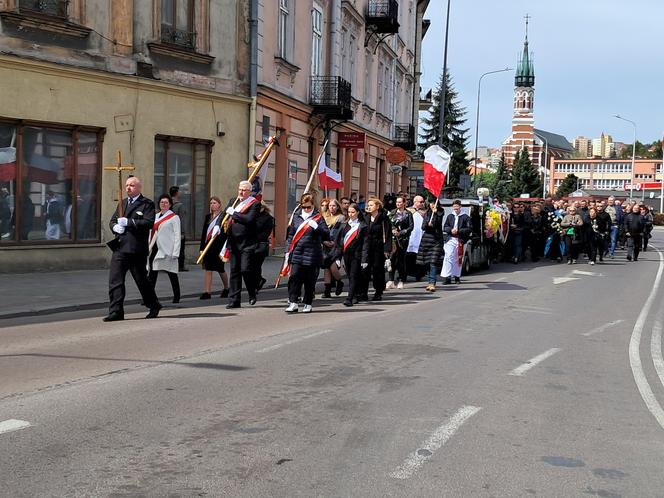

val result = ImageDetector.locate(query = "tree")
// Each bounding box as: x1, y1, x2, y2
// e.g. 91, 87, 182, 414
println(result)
420, 72, 471, 192
556, 174, 579, 197
490, 153, 511, 202
509, 147, 542, 198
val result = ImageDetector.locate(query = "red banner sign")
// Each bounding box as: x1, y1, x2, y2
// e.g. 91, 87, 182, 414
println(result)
338, 132, 365, 149
624, 182, 662, 191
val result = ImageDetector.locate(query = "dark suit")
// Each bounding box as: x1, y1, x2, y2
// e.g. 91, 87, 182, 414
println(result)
226, 197, 261, 305
107, 195, 160, 315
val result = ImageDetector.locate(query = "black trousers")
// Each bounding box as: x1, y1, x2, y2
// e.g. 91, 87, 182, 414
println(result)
109, 251, 159, 314
389, 244, 408, 282
344, 256, 362, 301
564, 236, 580, 261
254, 250, 267, 286
288, 263, 319, 305
362, 256, 386, 296
627, 235, 642, 260
228, 248, 256, 305
588, 236, 605, 263
178, 236, 186, 270
148, 270, 180, 302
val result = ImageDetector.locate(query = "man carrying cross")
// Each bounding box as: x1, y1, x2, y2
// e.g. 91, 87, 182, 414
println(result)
103, 176, 162, 321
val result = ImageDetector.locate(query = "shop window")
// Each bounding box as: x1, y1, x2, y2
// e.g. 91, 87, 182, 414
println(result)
154, 136, 211, 240
0, 120, 102, 245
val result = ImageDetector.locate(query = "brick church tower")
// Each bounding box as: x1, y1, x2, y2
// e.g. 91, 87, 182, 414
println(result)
502, 16, 541, 169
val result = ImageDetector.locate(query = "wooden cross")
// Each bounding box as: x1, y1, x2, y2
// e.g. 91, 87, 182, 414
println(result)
104, 150, 135, 217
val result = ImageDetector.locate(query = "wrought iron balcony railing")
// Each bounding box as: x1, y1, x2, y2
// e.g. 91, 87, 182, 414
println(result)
366, 0, 399, 34
393, 123, 416, 151
310, 76, 353, 120
18, 0, 68, 18
160, 23, 197, 50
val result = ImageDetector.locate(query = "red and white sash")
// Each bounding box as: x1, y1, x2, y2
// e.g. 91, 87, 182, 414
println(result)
279, 213, 322, 277
205, 213, 222, 242
219, 196, 258, 262
150, 210, 176, 243
342, 223, 360, 253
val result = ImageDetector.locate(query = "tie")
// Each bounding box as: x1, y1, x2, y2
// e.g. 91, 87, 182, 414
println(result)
129, 198, 134, 205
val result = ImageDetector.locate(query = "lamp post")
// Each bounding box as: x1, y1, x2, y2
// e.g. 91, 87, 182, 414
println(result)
536, 133, 549, 198
613, 114, 637, 200
660, 132, 664, 213
473, 67, 512, 182
437, 0, 451, 148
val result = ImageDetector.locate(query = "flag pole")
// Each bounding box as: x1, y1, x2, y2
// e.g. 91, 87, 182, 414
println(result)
196, 136, 278, 264
274, 139, 329, 288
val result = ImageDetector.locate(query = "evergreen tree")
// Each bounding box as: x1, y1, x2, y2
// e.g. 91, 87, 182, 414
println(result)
420, 72, 470, 191
509, 147, 542, 198
556, 174, 579, 197
490, 153, 512, 202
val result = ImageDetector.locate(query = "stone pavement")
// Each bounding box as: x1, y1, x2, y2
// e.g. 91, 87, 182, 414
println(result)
0, 256, 287, 319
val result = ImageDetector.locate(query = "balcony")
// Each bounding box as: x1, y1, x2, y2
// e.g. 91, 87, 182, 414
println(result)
160, 23, 196, 50
393, 123, 415, 151
366, 0, 399, 34
310, 76, 353, 120
19, 0, 68, 18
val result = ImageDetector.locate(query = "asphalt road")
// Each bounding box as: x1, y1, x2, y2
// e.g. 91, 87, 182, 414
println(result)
2, 233, 664, 497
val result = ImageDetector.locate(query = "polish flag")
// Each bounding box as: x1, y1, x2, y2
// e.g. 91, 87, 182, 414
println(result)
423, 145, 451, 198
318, 155, 344, 190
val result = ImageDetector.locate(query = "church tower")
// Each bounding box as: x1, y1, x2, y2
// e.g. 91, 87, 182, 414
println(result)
502, 16, 540, 169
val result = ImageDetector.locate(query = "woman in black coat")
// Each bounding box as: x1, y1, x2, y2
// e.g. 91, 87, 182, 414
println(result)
416, 200, 445, 289
199, 196, 229, 299
360, 197, 392, 301
254, 202, 274, 292
284, 193, 330, 313
334, 203, 368, 307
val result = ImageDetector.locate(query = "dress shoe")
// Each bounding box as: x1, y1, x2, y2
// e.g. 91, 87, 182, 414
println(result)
103, 312, 124, 322
172, 297, 180, 304
220, 289, 229, 298
145, 303, 162, 319
335, 280, 344, 296
200, 292, 211, 300
226, 302, 241, 309
454, 277, 460, 284
371, 293, 382, 301
249, 296, 257, 306
343, 299, 353, 307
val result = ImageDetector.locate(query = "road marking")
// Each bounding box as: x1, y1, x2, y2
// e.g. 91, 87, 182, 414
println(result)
628, 246, 664, 430
508, 307, 553, 315
572, 270, 602, 277
553, 277, 580, 285
508, 348, 562, 376
256, 329, 333, 353
0, 419, 31, 435
389, 405, 481, 480
651, 319, 664, 389
582, 319, 625, 337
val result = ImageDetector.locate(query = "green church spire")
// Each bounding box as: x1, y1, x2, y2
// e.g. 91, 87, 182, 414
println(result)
515, 14, 535, 87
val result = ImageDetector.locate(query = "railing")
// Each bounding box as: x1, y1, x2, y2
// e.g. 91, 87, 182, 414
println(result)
160, 23, 197, 50
366, 0, 399, 33
18, 0, 68, 18
310, 76, 352, 118
393, 123, 415, 150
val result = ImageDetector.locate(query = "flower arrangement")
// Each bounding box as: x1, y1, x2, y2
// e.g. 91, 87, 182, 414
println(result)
485, 209, 502, 239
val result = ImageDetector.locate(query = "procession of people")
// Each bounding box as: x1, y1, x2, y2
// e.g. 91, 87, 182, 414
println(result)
104, 173, 657, 321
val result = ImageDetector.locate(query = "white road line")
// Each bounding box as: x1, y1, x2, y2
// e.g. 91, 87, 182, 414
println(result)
508, 348, 562, 376
629, 246, 664, 430
651, 318, 664, 389
582, 319, 625, 337
553, 277, 580, 285
256, 329, 333, 353
0, 419, 31, 435
572, 270, 602, 277
508, 307, 553, 315
389, 405, 481, 480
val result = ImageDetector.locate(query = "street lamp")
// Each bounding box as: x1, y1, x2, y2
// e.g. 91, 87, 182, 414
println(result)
473, 67, 513, 180
536, 133, 549, 198
437, 0, 452, 148
613, 114, 636, 199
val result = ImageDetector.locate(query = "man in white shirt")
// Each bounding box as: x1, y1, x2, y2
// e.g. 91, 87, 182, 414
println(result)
406, 195, 427, 281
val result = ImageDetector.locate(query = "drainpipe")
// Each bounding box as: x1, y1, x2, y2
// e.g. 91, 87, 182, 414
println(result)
248, 0, 259, 161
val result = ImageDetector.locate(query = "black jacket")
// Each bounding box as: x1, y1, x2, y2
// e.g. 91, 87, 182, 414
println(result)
335, 221, 369, 264
443, 212, 472, 243
109, 195, 155, 255
595, 212, 611, 235
417, 207, 445, 265
389, 208, 414, 247
226, 198, 261, 250
365, 210, 392, 263
286, 209, 331, 267
623, 212, 645, 236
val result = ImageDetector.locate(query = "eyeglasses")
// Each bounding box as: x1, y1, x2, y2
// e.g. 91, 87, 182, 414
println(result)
302, 205, 313, 209
238, 188, 250, 192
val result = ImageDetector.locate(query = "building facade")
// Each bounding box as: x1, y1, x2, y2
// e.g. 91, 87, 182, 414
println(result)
572, 136, 592, 157
0, 0, 252, 271
252, 0, 429, 245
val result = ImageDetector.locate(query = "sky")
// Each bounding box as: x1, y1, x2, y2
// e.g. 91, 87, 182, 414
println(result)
419, 0, 664, 150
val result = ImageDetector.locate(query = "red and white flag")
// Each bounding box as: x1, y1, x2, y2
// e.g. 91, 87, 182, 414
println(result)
0, 147, 16, 182
423, 145, 451, 198
318, 155, 343, 190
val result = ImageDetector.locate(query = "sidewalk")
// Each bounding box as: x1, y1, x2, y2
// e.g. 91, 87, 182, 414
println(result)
0, 256, 287, 319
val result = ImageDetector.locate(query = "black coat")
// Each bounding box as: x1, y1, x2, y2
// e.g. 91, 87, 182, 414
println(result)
416, 207, 445, 265
335, 221, 369, 264
199, 212, 226, 271
109, 195, 155, 255
389, 208, 414, 249
443, 212, 472, 243
286, 209, 331, 267
365, 210, 392, 264
255, 209, 274, 257
623, 212, 645, 236
226, 198, 261, 250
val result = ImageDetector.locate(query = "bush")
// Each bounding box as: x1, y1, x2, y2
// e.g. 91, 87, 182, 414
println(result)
653, 213, 664, 225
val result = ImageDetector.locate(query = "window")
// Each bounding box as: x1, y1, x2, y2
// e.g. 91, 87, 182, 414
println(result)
154, 136, 211, 240
278, 0, 290, 59
340, 27, 349, 80
377, 61, 385, 113
0, 120, 102, 245
161, 0, 195, 48
311, 4, 323, 76
349, 34, 356, 87
364, 50, 373, 104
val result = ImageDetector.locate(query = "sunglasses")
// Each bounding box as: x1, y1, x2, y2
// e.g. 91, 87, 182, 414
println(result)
302, 205, 313, 209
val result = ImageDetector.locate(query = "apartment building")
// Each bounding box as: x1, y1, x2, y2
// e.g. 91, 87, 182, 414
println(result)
0, 0, 253, 271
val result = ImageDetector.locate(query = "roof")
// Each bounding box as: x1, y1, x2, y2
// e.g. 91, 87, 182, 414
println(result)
534, 129, 574, 152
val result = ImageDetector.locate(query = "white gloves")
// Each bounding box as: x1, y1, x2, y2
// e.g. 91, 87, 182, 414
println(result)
226, 207, 235, 216
308, 220, 318, 230
117, 217, 128, 227
361, 263, 368, 269
112, 224, 125, 234
211, 225, 221, 238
